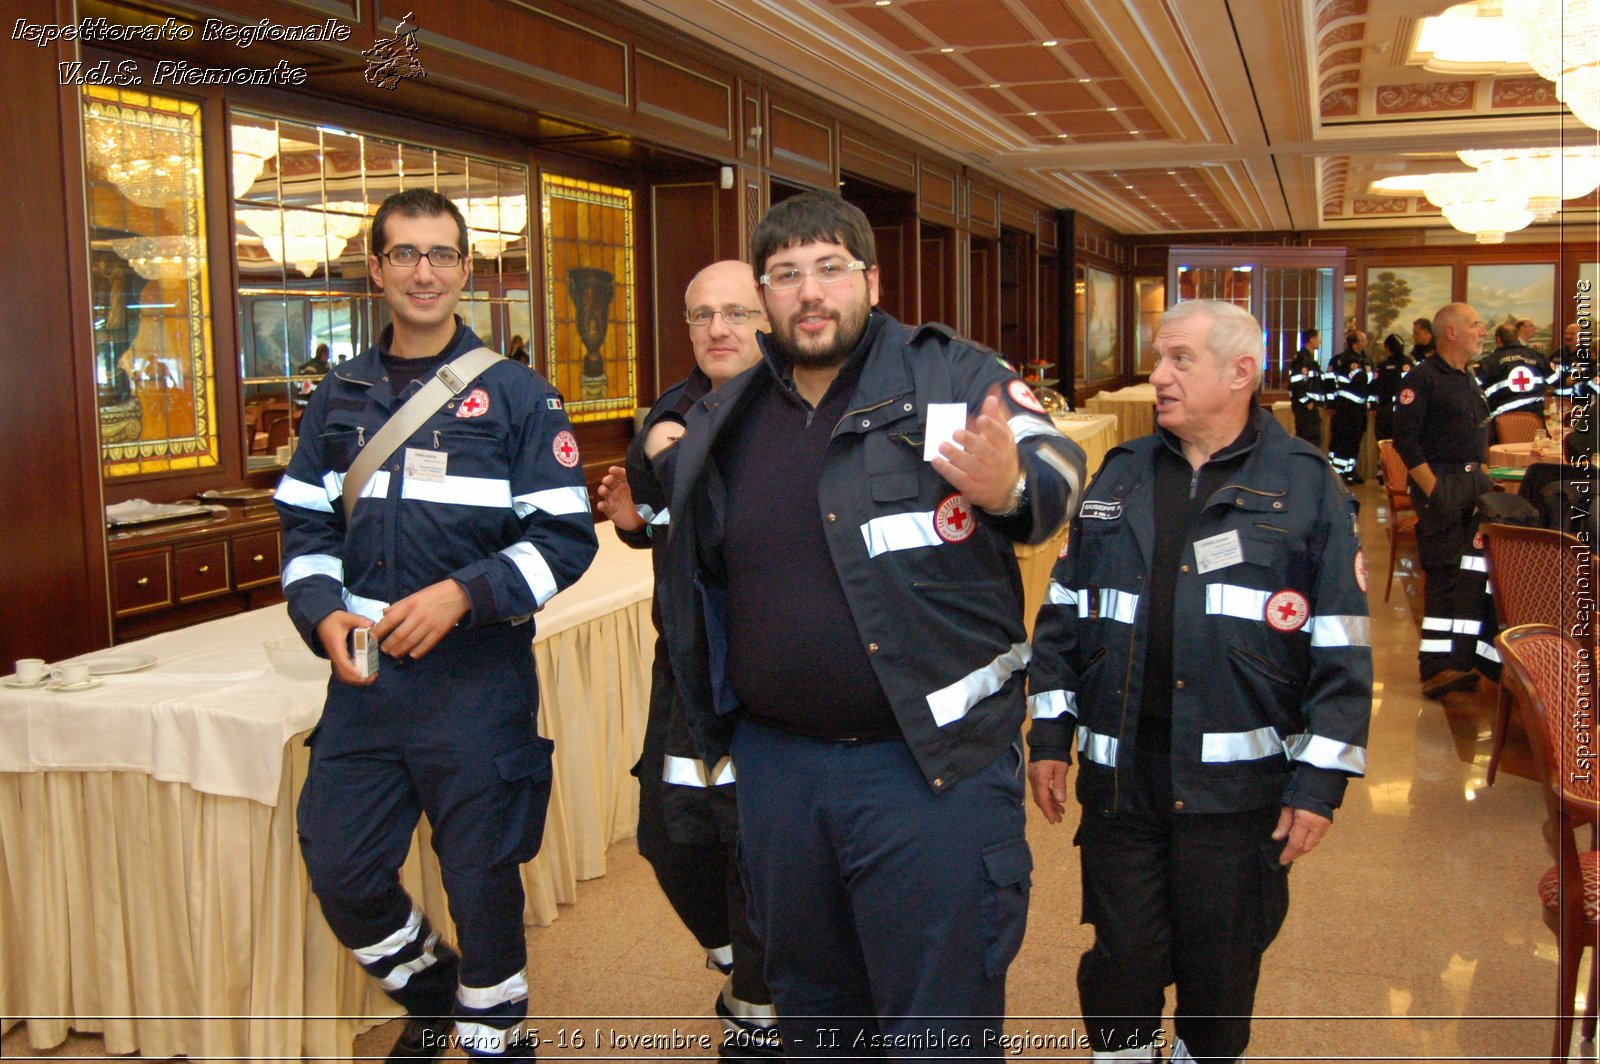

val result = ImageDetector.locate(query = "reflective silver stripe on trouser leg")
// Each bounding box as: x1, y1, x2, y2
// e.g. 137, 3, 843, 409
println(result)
455, 968, 532, 1057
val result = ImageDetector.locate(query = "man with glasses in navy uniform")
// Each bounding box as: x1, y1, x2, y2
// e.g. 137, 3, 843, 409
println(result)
597, 260, 779, 1058
661, 190, 1086, 1057
276, 188, 597, 1060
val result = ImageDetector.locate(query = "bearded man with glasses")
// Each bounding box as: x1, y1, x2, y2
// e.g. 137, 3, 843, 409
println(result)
276, 188, 597, 1061
660, 190, 1087, 1056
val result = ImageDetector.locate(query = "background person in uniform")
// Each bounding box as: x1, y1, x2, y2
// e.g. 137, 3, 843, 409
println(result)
1476, 321, 1551, 425
1392, 302, 1498, 700
1287, 327, 1323, 445
1324, 329, 1373, 483
1548, 321, 1583, 412
1410, 317, 1435, 362
1373, 333, 1414, 447
661, 190, 1086, 1057
275, 189, 598, 1061
1027, 299, 1372, 1064
595, 260, 779, 1057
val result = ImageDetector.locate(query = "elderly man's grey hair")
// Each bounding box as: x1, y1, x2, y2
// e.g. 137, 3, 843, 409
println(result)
1159, 299, 1265, 387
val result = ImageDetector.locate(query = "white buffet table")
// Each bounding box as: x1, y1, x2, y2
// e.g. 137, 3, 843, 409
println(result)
0, 525, 654, 1061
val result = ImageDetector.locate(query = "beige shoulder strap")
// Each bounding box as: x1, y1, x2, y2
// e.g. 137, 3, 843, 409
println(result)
341, 347, 504, 521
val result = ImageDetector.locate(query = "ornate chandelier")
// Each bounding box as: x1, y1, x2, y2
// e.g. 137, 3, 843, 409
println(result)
84, 100, 201, 209
236, 203, 368, 277
230, 125, 279, 198
1457, 146, 1600, 220
110, 235, 205, 280
1504, 0, 1600, 130
462, 194, 528, 260
1421, 172, 1534, 243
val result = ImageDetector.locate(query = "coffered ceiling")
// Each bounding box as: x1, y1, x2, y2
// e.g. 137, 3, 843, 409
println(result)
620, 0, 1598, 235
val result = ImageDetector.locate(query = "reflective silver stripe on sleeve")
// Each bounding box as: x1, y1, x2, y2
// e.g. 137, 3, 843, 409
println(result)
1008, 413, 1066, 442
1476, 639, 1502, 663
275, 474, 334, 512
283, 553, 343, 587
1048, 583, 1139, 623
1420, 616, 1451, 631
1204, 583, 1270, 623
457, 968, 530, 1009
1028, 688, 1077, 720
1201, 726, 1286, 763
926, 641, 1032, 727
649, 507, 670, 526
1482, 378, 1511, 396
1308, 614, 1370, 648
380, 930, 443, 990
352, 904, 422, 964
662, 754, 736, 788
860, 511, 940, 558
512, 485, 591, 517
1286, 732, 1367, 774
1076, 725, 1119, 768
1336, 390, 1365, 403
499, 542, 559, 605
1459, 554, 1487, 573
1046, 581, 1081, 609
403, 474, 513, 509
342, 590, 391, 619
1034, 443, 1083, 504
1418, 638, 1454, 653
454, 1022, 508, 1056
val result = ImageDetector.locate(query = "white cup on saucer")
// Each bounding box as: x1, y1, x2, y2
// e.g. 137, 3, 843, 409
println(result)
52, 662, 91, 686
14, 658, 47, 684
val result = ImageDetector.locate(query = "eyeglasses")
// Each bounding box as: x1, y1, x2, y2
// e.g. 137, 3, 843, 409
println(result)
759, 259, 867, 291
685, 306, 763, 327
377, 245, 464, 269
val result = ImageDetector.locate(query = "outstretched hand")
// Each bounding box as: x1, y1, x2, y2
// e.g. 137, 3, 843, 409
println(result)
931, 392, 1022, 513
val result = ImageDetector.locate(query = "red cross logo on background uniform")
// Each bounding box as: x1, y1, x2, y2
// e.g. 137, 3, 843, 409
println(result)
1508, 366, 1537, 393
935, 493, 976, 543
552, 430, 580, 468
455, 388, 490, 418
1264, 589, 1310, 632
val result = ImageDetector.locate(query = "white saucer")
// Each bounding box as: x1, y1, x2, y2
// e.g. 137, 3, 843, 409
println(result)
76, 653, 157, 675
3, 675, 50, 689
48, 678, 104, 693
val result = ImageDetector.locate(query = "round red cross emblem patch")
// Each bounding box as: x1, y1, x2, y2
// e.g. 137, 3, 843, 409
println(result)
1007, 379, 1046, 414
1399, 388, 1416, 406
1473, 530, 1484, 551
1354, 550, 1368, 594
1264, 589, 1310, 632
456, 388, 490, 418
934, 493, 976, 543
1508, 366, 1537, 393
552, 430, 580, 468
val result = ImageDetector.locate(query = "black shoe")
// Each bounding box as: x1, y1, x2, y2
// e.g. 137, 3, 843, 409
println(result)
388, 1015, 453, 1061
716, 981, 782, 1060
1422, 668, 1479, 699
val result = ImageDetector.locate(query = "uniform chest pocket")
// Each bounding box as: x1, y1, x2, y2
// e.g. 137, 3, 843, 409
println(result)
426, 425, 507, 478
318, 428, 363, 471
865, 431, 921, 503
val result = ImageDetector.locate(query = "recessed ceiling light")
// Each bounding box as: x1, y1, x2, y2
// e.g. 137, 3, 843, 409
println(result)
1056, 133, 1069, 138
1077, 78, 1092, 83
1042, 39, 1058, 46
1106, 106, 1119, 112
988, 83, 1001, 88
939, 46, 954, 53
1026, 111, 1038, 116
875, 0, 891, 5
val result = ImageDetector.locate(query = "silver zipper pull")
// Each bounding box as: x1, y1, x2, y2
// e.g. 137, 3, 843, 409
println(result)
433, 430, 441, 449
357, 426, 366, 446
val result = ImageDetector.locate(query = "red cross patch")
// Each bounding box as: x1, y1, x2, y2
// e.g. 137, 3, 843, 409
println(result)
1508, 366, 1537, 393
1473, 530, 1484, 551
934, 493, 976, 543
455, 388, 490, 418
552, 430, 580, 468
1264, 589, 1310, 632
1007, 379, 1046, 414
1399, 388, 1416, 406
1354, 550, 1368, 594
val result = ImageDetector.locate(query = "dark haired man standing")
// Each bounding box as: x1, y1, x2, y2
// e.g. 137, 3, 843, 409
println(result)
1287, 328, 1324, 445
663, 190, 1086, 1055
277, 189, 597, 1060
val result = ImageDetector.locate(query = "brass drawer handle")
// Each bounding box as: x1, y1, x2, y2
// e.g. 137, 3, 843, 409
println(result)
137, 576, 150, 586
253, 554, 265, 562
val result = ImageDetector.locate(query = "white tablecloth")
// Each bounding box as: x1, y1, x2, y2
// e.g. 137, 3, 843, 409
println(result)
1, 525, 655, 1059
1085, 383, 1158, 443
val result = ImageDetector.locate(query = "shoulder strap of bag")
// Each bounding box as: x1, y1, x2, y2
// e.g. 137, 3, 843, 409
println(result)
342, 347, 504, 521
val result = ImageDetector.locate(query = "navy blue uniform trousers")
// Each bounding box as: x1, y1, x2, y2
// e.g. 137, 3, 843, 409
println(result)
731, 719, 1031, 1060
298, 624, 553, 1055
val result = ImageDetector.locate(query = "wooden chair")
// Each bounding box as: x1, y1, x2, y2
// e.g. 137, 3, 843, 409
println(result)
1479, 524, 1585, 784
1495, 624, 1599, 1063
265, 416, 294, 454
1376, 439, 1418, 602
1494, 410, 1544, 444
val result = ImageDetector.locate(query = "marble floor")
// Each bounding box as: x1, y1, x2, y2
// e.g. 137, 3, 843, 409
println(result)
4, 481, 1589, 1061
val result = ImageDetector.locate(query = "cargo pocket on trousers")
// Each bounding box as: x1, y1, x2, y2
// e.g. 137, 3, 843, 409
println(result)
492, 735, 555, 866
981, 836, 1033, 978
1255, 836, 1292, 950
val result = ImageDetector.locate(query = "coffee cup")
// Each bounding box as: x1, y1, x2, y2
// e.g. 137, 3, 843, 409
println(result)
14, 658, 47, 683
52, 662, 91, 686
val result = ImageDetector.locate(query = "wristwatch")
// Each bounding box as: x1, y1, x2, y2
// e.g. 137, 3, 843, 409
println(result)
984, 470, 1028, 518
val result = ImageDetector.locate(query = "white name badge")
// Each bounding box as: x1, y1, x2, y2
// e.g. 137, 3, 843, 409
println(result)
1193, 529, 1244, 574
924, 403, 967, 461
403, 447, 448, 483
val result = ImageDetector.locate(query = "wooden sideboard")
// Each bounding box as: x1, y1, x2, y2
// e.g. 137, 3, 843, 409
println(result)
106, 508, 284, 642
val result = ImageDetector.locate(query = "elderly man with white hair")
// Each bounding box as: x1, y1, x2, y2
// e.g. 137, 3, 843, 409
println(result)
1027, 299, 1373, 1063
